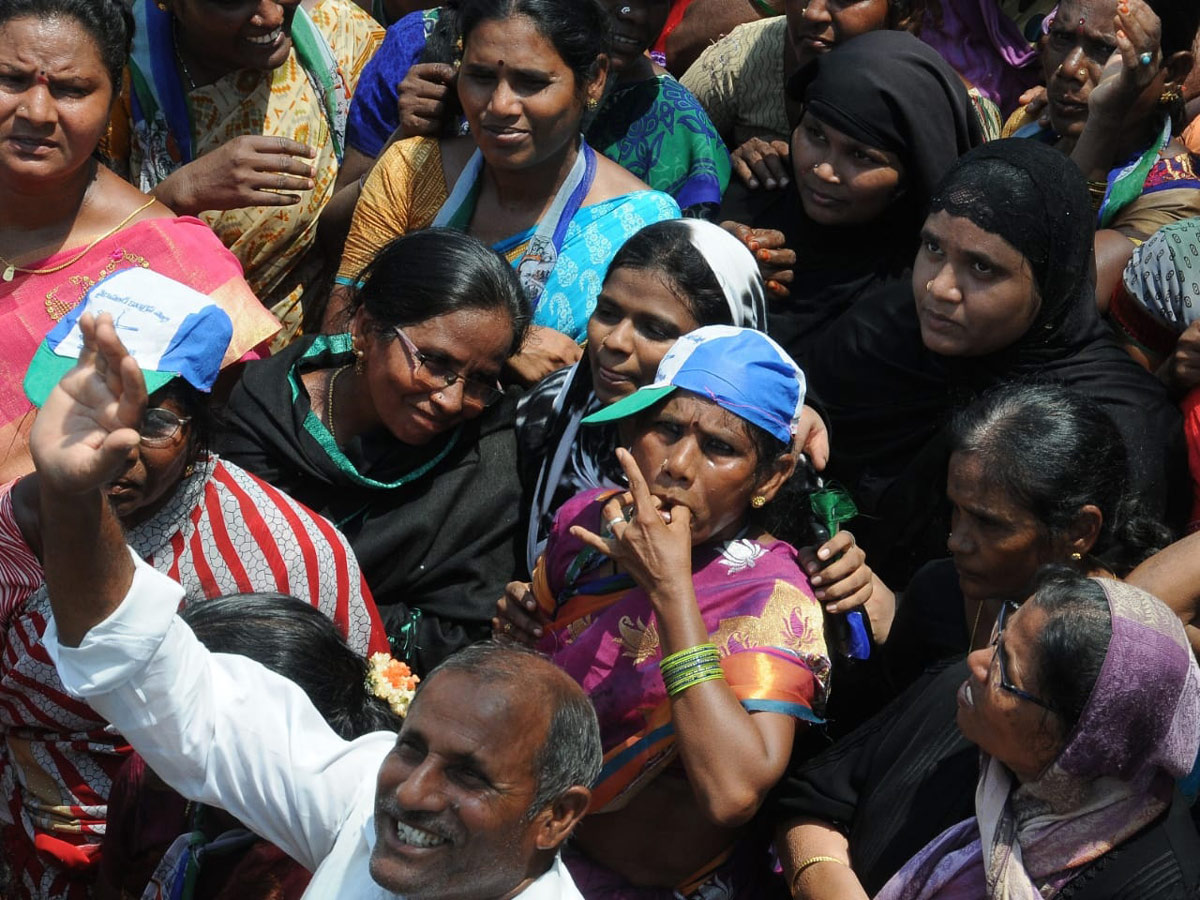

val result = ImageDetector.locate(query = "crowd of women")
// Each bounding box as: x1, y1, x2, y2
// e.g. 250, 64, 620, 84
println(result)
3, 0, 1200, 896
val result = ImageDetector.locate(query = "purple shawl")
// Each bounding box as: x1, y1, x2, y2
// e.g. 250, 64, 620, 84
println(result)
875, 578, 1200, 900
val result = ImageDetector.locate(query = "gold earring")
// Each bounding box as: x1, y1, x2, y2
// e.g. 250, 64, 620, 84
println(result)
184, 462, 195, 477
1160, 84, 1184, 107
751, 495, 767, 509
586, 97, 600, 111
1070, 551, 1083, 562
156, 0, 168, 9
354, 347, 365, 375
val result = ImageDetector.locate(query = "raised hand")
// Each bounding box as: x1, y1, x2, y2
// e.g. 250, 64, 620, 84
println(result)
29, 313, 147, 497
1087, 0, 1163, 122
398, 63, 458, 139
569, 448, 694, 601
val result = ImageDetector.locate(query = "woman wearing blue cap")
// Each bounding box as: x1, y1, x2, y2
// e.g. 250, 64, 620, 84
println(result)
498, 325, 830, 897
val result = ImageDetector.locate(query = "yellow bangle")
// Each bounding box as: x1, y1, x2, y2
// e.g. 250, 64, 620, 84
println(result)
790, 855, 849, 893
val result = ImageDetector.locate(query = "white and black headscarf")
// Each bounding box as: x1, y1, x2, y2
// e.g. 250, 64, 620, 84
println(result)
516, 220, 768, 573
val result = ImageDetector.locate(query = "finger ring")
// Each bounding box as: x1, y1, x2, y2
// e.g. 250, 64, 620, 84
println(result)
606, 517, 625, 531
503, 622, 513, 634
1140, 52, 1153, 65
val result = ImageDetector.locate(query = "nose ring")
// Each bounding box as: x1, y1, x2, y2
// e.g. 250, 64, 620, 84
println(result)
620, 4, 632, 13
925, 280, 934, 292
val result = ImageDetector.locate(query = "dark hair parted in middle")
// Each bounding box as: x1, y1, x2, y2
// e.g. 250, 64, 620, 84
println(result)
950, 382, 1171, 576
347, 228, 531, 356
604, 221, 734, 328
457, 0, 612, 90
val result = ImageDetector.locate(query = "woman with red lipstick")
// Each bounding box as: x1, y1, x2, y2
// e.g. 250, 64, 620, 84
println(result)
1005, 0, 1200, 302
102, 0, 385, 344
334, 0, 680, 384
217, 229, 533, 674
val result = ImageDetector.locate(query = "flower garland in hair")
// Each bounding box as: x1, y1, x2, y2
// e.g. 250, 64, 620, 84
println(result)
366, 653, 420, 717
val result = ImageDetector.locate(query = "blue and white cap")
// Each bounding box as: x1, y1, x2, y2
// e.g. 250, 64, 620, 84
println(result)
24, 268, 234, 408
582, 325, 806, 446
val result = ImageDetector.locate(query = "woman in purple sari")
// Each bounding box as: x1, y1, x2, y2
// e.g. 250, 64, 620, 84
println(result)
496, 326, 831, 898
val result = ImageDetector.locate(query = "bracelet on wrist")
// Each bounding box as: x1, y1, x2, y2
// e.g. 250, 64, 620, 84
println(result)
790, 855, 850, 893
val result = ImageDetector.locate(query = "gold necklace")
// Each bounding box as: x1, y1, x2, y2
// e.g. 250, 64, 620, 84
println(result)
326, 365, 350, 444
0, 198, 156, 282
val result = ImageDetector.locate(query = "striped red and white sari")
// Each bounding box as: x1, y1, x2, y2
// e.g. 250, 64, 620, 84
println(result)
0, 455, 387, 900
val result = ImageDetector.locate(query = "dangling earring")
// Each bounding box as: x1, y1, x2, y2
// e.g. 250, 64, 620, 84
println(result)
184, 462, 195, 477
354, 346, 365, 375
751, 495, 767, 509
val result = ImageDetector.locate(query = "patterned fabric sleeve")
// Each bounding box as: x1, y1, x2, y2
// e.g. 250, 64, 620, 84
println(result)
0, 481, 41, 633
336, 137, 445, 282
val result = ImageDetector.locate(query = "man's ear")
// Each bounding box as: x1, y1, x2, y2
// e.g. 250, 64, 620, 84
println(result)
533, 786, 591, 851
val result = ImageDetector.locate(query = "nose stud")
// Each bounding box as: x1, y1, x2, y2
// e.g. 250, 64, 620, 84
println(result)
619, 4, 632, 13
926, 280, 934, 292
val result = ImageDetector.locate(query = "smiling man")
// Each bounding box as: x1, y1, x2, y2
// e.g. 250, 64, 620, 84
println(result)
30, 311, 601, 900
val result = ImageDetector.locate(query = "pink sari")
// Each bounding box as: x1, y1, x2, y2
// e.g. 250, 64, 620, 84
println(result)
533, 488, 831, 814
0, 216, 279, 480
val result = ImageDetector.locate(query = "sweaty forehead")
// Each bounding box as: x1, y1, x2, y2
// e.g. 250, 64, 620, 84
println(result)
410, 669, 549, 756
0, 16, 105, 72
661, 393, 752, 437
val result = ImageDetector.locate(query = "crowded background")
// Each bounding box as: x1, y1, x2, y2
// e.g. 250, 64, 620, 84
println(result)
2, 0, 1200, 897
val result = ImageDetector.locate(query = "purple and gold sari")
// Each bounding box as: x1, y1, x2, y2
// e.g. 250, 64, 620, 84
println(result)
533, 488, 830, 815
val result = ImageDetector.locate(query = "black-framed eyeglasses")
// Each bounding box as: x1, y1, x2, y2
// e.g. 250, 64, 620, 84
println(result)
139, 407, 191, 447
990, 601, 1056, 712
393, 327, 505, 409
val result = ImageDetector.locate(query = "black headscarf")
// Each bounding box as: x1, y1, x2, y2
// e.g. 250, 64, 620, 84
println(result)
927, 138, 1106, 381
726, 30, 982, 357
794, 30, 983, 209
804, 140, 1185, 584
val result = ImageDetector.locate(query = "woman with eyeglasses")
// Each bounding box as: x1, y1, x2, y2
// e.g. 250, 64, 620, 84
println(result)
0, 275, 386, 897
216, 229, 531, 673
771, 569, 1200, 900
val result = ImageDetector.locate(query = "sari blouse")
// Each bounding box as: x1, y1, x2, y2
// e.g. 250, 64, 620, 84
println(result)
533, 488, 830, 813
104, 0, 384, 339
337, 137, 680, 341
0, 216, 279, 481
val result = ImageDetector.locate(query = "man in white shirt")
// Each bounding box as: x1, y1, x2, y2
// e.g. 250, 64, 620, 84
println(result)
31, 311, 600, 899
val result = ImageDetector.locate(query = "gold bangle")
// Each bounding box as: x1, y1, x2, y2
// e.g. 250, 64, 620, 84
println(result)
790, 855, 850, 894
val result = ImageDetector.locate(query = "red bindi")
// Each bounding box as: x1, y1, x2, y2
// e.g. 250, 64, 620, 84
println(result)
35, 72, 49, 85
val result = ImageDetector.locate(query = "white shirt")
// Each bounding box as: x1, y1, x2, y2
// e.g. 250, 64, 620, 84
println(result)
47, 550, 583, 900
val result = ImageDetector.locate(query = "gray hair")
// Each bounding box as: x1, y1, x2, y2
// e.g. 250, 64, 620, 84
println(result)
423, 641, 602, 820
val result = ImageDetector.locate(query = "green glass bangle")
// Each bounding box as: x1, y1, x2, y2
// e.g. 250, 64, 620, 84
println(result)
666, 670, 727, 697
663, 659, 724, 689
661, 657, 721, 681
661, 649, 720, 671
749, 0, 780, 17
661, 643, 719, 670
